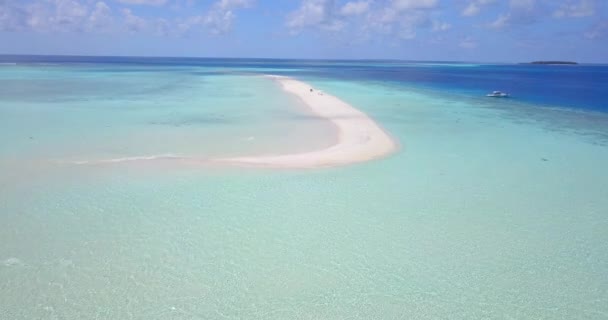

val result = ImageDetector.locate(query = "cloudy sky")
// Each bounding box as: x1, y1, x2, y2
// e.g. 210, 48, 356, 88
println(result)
1, 0, 607, 62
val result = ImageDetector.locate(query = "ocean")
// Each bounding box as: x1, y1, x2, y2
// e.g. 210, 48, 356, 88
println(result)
1, 56, 607, 319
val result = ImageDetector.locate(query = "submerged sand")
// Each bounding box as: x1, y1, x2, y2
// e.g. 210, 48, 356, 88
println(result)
70, 75, 398, 169
218, 76, 398, 168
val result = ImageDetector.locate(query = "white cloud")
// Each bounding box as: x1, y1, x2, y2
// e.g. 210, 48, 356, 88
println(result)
122, 8, 147, 32
0, 0, 255, 36
53, 0, 89, 29
488, 0, 540, 29
154, 17, 171, 36
391, 0, 438, 10
161, 0, 254, 36
216, 0, 254, 10
117, 0, 168, 5
462, 0, 495, 17
201, 0, 254, 34
87, 2, 113, 32
285, 0, 443, 39
361, 0, 444, 40
18, 0, 90, 32
553, 0, 595, 18
432, 20, 451, 32
19, 0, 91, 32
22, 2, 48, 31
0, 1, 29, 31
172, 15, 203, 35
489, 13, 510, 28
202, 9, 236, 34
286, 0, 338, 31
0, 0, 116, 32
462, 3, 480, 16
339, 1, 370, 16
284, 0, 441, 36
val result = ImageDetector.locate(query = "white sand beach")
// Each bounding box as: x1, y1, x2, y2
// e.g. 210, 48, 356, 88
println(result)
69, 75, 397, 168
219, 76, 398, 168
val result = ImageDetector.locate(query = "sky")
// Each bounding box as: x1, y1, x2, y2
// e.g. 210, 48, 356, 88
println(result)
0, 0, 607, 62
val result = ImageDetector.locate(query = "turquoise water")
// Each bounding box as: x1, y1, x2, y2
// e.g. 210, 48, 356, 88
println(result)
0, 66, 333, 162
1, 61, 608, 319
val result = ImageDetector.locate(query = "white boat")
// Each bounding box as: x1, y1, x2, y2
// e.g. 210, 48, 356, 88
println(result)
486, 91, 509, 97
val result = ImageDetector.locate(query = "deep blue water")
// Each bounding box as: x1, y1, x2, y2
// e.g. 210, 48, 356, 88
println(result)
1, 55, 606, 112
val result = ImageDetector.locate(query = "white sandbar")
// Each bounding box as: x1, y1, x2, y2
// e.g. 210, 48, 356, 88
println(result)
219, 76, 398, 168
68, 76, 397, 169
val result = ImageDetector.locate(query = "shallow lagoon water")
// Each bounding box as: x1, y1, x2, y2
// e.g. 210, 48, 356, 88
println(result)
1, 59, 608, 319
0, 65, 334, 162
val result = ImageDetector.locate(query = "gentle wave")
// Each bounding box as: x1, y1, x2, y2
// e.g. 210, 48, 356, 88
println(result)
70, 154, 182, 165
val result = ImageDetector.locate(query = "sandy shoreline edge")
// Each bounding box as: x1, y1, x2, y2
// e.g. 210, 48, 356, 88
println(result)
70, 75, 398, 169
217, 75, 398, 168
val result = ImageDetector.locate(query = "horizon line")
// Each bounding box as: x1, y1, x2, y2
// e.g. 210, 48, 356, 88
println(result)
1, 53, 602, 65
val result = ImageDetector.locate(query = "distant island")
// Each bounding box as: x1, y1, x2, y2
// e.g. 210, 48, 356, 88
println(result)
528, 61, 578, 65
